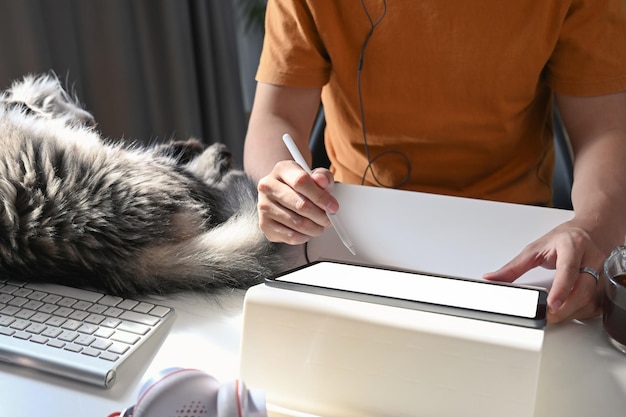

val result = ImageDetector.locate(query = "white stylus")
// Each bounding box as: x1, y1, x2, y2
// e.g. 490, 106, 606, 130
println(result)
282, 133, 357, 256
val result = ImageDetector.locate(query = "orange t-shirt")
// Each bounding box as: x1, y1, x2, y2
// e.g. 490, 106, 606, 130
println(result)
256, 0, 626, 205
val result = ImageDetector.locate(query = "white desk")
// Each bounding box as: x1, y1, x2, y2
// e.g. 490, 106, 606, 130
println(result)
0, 291, 248, 416
2, 184, 625, 416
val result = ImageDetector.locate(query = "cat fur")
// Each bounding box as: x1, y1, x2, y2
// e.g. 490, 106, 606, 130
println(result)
0, 73, 286, 297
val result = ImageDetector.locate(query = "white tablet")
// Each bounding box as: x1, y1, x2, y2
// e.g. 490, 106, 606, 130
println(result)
265, 260, 547, 328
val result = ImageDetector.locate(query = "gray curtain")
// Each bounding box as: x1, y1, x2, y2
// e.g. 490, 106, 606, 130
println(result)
0, 0, 248, 165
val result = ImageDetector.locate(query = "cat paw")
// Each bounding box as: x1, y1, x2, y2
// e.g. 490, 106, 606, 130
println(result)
185, 143, 234, 183
154, 139, 206, 164
205, 143, 234, 178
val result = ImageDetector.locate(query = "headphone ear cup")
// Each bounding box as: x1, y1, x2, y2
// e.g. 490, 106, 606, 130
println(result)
136, 367, 184, 399
217, 380, 242, 417
133, 368, 221, 417
217, 379, 267, 417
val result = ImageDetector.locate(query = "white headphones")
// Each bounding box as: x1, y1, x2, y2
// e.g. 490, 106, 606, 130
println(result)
113, 368, 266, 417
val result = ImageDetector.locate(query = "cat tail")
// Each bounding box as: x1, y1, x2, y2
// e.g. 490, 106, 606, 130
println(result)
126, 205, 289, 296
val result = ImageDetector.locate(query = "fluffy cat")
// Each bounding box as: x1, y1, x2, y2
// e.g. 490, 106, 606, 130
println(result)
0, 73, 287, 297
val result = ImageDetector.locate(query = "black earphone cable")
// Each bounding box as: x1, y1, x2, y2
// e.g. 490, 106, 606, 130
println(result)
357, 0, 412, 189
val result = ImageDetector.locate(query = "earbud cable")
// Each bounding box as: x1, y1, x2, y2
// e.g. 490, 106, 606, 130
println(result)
357, 0, 412, 189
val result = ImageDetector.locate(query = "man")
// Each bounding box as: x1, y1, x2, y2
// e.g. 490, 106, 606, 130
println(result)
243, 0, 626, 323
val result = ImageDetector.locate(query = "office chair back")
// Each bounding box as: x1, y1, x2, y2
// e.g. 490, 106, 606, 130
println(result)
309, 106, 330, 169
552, 107, 574, 210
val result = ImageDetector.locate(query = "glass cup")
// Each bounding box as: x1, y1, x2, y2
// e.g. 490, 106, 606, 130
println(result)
603, 246, 626, 354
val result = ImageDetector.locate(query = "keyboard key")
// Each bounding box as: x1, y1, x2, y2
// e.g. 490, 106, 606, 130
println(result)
9, 319, 30, 331
64, 344, 82, 353
0, 305, 20, 316
0, 306, 20, 316
133, 302, 154, 314
61, 319, 82, 331
58, 297, 77, 308
0, 284, 19, 294
8, 297, 28, 307
75, 335, 96, 346
94, 327, 115, 339
42, 294, 62, 304
99, 351, 120, 362
13, 331, 31, 340
13, 288, 32, 298
0, 327, 16, 336
42, 327, 63, 338
54, 307, 74, 318
45, 316, 67, 327
117, 300, 138, 310
69, 310, 89, 321
15, 309, 36, 320
30, 312, 52, 323
23, 300, 44, 310
119, 311, 159, 326
88, 304, 108, 315
149, 306, 171, 318
103, 307, 124, 318
0, 294, 13, 303
108, 342, 130, 355
0, 316, 16, 327
58, 331, 79, 342
85, 314, 105, 325
99, 295, 123, 307
81, 347, 100, 357
78, 324, 98, 335
118, 321, 150, 336
111, 330, 140, 345
29, 335, 49, 344
38, 303, 58, 314
25, 323, 46, 334
91, 338, 113, 350
47, 339, 66, 348
73, 301, 92, 311
101, 318, 121, 328
26, 290, 47, 301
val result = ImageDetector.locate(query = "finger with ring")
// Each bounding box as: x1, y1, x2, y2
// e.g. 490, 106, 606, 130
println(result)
579, 266, 600, 284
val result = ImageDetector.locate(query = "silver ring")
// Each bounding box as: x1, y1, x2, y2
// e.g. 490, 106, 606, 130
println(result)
579, 266, 600, 284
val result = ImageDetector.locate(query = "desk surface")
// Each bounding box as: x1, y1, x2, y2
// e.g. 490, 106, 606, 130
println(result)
2, 184, 625, 416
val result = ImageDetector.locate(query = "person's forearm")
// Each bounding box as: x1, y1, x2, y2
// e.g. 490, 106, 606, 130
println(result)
244, 115, 306, 183
570, 134, 626, 251
243, 83, 322, 183
559, 92, 626, 251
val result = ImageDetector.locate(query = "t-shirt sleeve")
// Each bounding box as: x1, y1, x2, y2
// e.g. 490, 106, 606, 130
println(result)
547, 0, 626, 95
256, 0, 330, 88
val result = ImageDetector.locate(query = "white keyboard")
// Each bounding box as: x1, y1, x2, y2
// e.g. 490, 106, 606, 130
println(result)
0, 279, 174, 388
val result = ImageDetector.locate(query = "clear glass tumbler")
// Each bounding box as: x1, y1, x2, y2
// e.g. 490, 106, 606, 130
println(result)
603, 246, 626, 354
